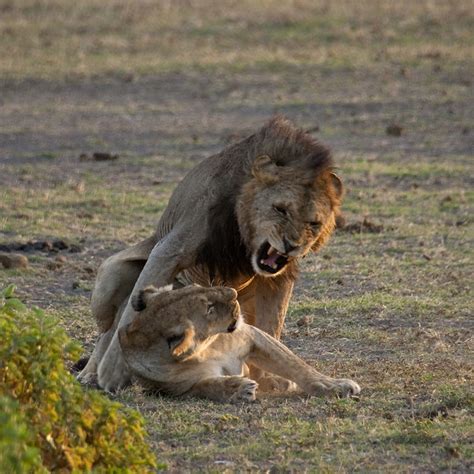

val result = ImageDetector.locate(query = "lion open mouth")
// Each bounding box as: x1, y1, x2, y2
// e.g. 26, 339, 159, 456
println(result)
256, 241, 289, 274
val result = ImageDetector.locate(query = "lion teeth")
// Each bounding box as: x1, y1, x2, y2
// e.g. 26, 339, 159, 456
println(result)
259, 258, 278, 270
267, 245, 277, 256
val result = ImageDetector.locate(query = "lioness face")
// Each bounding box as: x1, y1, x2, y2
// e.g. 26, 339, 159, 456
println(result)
119, 285, 241, 366
238, 155, 343, 277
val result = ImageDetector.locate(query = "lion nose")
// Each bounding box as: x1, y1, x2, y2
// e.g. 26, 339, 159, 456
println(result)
283, 237, 298, 254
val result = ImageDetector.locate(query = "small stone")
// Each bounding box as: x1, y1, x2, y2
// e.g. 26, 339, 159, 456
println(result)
0, 252, 28, 269
33, 240, 53, 251
386, 124, 403, 137
73, 181, 85, 193
46, 261, 61, 270
296, 315, 313, 327
82, 265, 95, 275
68, 244, 82, 253
92, 152, 119, 161
52, 239, 68, 251
335, 214, 346, 229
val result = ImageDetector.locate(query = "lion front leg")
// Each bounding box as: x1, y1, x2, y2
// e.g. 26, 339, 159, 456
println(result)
247, 274, 295, 391
77, 329, 114, 386
246, 325, 361, 398
187, 376, 258, 403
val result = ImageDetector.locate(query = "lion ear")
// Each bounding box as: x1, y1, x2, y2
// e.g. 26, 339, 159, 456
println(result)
252, 155, 279, 185
330, 172, 344, 200
170, 325, 196, 359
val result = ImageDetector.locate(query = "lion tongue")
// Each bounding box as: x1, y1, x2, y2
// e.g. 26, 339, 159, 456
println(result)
262, 253, 279, 267
261, 245, 279, 268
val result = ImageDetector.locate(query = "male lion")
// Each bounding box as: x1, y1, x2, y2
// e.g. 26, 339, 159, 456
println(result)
119, 285, 360, 402
79, 116, 344, 392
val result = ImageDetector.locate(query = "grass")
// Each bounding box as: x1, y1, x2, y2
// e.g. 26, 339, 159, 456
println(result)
0, 0, 473, 471
0, 0, 472, 79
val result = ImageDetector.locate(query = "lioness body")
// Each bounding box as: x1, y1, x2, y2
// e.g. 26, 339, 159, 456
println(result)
80, 117, 343, 391
118, 285, 360, 402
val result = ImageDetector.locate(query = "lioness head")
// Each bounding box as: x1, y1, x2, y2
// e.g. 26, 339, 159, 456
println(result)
118, 285, 241, 369
236, 118, 343, 277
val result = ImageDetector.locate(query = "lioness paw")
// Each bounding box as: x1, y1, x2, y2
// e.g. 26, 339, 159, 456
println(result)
229, 377, 258, 403
307, 378, 361, 398
256, 375, 298, 393
330, 378, 361, 397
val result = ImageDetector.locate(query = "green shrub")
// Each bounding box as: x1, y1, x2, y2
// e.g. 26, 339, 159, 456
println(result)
0, 285, 157, 473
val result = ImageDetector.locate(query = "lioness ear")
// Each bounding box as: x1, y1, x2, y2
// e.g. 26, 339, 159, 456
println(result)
252, 155, 279, 185
131, 284, 173, 312
330, 172, 344, 200
170, 326, 196, 358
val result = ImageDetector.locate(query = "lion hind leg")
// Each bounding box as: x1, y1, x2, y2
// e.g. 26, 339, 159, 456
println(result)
91, 237, 155, 333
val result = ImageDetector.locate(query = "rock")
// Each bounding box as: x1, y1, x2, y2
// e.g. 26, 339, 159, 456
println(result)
296, 315, 313, 327
47, 254, 67, 270
0, 252, 28, 269
386, 124, 403, 137
92, 152, 119, 161
79, 152, 119, 162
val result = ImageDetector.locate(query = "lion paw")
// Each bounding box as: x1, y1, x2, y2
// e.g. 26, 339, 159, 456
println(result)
97, 354, 131, 393
228, 377, 258, 403
76, 358, 98, 387
307, 378, 361, 398
78, 371, 99, 388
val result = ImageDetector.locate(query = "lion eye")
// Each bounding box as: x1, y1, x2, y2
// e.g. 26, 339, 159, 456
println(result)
273, 205, 287, 216
309, 221, 321, 229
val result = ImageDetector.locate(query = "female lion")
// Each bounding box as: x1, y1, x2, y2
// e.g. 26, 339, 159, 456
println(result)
118, 285, 361, 402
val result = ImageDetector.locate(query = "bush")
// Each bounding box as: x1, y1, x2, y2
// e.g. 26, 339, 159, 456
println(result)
0, 285, 157, 473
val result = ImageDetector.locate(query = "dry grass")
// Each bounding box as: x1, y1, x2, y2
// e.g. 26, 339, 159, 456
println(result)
0, 0, 473, 471
0, 0, 472, 78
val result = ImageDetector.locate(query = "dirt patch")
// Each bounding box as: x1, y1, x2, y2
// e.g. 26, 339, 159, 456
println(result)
0, 239, 83, 254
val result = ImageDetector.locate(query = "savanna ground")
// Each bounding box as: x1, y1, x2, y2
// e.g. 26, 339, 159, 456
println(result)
0, 0, 473, 471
